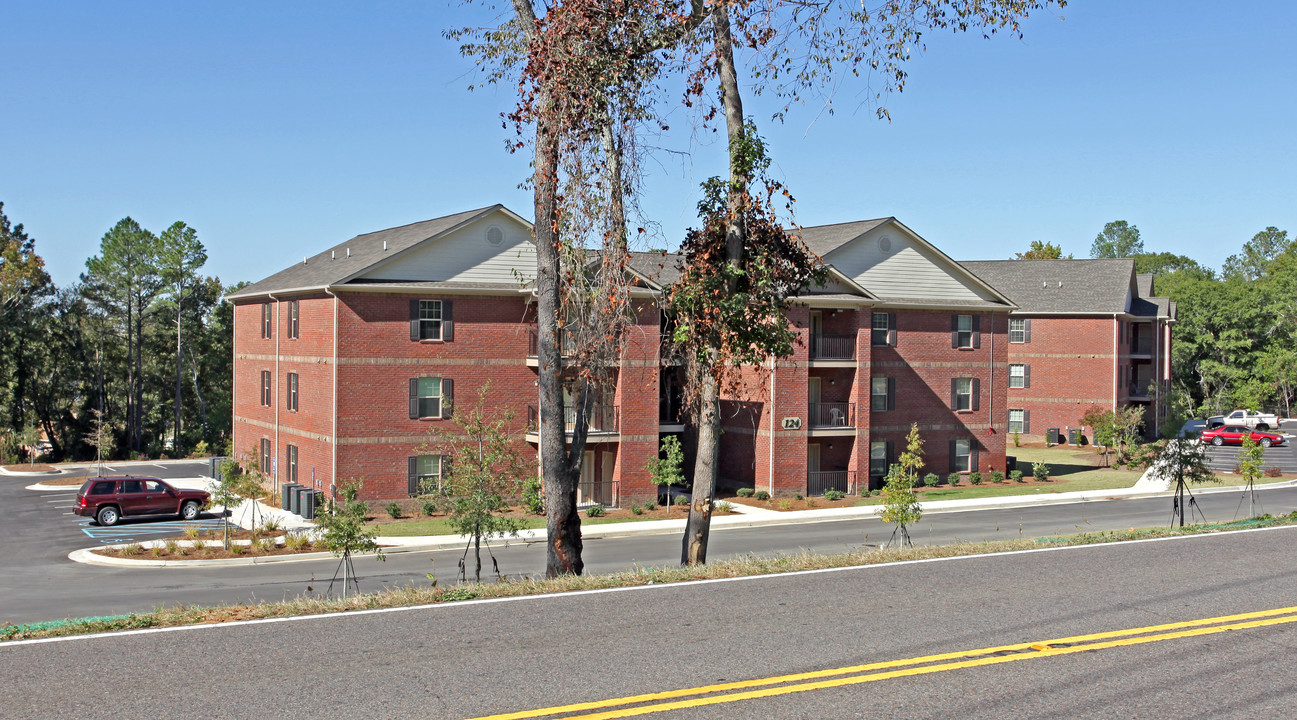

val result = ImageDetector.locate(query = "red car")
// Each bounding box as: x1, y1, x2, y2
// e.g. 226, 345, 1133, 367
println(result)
1199, 425, 1286, 448
75, 476, 210, 526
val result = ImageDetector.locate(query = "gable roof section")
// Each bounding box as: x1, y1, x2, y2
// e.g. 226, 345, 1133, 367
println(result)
226, 205, 526, 300
960, 259, 1137, 314
805, 218, 1013, 308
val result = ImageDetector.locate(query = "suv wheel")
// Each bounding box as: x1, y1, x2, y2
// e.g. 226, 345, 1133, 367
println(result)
96, 506, 120, 526
180, 501, 201, 521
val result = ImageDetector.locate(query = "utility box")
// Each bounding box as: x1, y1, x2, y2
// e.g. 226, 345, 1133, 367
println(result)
209, 457, 229, 480
300, 490, 319, 520
1068, 428, 1084, 446
290, 485, 306, 515
1047, 428, 1061, 445
1006, 456, 1017, 472
281, 483, 302, 511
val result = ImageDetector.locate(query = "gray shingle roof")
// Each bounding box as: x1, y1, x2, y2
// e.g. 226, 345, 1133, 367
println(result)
225, 205, 507, 300
795, 218, 893, 258
959, 259, 1136, 314
627, 250, 681, 289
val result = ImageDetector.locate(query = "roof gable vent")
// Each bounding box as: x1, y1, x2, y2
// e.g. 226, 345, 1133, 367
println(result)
487, 226, 504, 246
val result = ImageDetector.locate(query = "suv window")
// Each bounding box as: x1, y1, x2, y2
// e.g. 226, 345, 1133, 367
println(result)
90, 481, 115, 495
121, 480, 144, 493
144, 480, 165, 492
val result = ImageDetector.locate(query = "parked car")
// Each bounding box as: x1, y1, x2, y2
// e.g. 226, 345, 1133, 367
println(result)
1178, 419, 1208, 438
1222, 409, 1280, 430
1199, 425, 1286, 448
75, 476, 210, 526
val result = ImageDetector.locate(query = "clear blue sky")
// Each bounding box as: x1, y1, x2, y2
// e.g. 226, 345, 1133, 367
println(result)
4, 1, 1294, 289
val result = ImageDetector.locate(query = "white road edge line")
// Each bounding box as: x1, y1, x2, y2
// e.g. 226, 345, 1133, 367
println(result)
4, 524, 1295, 649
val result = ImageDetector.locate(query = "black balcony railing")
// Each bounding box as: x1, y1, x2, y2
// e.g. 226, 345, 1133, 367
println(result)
808, 402, 855, 428
527, 329, 579, 358
577, 479, 619, 508
807, 470, 856, 496
659, 394, 684, 424
527, 404, 619, 433
810, 334, 855, 361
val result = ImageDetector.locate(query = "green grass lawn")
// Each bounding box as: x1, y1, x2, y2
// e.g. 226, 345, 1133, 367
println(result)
368, 512, 678, 537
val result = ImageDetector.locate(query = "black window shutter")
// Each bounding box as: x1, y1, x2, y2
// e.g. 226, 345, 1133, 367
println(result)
949, 439, 957, 473
408, 457, 418, 495
951, 315, 959, 348
1023, 318, 1032, 343
410, 299, 420, 341
971, 444, 980, 473
442, 300, 454, 341
972, 378, 981, 411
1023, 410, 1031, 434
888, 313, 898, 347
950, 378, 957, 409
1023, 365, 1031, 389
887, 377, 896, 411
972, 315, 981, 349
441, 378, 454, 419
409, 378, 419, 419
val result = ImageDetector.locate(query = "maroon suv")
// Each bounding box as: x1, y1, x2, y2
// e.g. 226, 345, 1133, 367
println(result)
75, 476, 211, 526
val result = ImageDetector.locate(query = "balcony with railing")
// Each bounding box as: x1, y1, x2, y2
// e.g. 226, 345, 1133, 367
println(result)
577, 479, 619, 508
807, 470, 856, 496
809, 333, 856, 362
527, 329, 580, 360
808, 402, 855, 431
659, 394, 685, 428
526, 404, 620, 437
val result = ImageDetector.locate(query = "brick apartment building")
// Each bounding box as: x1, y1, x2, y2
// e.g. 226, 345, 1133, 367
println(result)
960, 260, 1175, 443
228, 206, 1171, 503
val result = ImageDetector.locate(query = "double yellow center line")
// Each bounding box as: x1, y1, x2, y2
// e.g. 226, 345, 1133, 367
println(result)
466, 605, 1297, 719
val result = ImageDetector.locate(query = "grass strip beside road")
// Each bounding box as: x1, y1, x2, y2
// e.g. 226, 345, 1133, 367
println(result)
4, 512, 1296, 644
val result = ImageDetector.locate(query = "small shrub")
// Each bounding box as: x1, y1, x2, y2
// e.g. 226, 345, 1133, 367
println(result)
262, 517, 282, 532
151, 544, 165, 558
1265, 466, 1284, 478
585, 503, 606, 518
164, 539, 181, 555
923, 473, 940, 488
673, 495, 689, 506
793, 493, 804, 500
1033, 462, 1051, 482
1013, 432, 1021, 448
991, 471, 1005, 484
777, 499, 793, 510
385, 502, 403, 519
631, 505, 644, 515
230, 544, 246, 555
640, 502, 656, 513
948, 473, 961, 487
121, 543, 143, 556
521, 477, 545, 515
736, 488, 755, 498
191, 538, 207, 552
913, 474, 927, 488
1011, 470, 1024, 483
284, 532, 311, 551
183, 525, 201, 539
754, 490, 771, 501
421, 498, 438, 516
969, 472, 983, 485
714, 501, 733, 512
824, 489, 846, 501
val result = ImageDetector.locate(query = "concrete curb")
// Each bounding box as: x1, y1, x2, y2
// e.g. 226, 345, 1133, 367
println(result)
2, 466, 63, 478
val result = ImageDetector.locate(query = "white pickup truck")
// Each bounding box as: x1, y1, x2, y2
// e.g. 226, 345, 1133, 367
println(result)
1216, 409, 1281, 430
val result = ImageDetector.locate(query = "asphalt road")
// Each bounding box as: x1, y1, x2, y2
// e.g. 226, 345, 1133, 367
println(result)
2, 524, 1294, 719
4, 460, 1297, 627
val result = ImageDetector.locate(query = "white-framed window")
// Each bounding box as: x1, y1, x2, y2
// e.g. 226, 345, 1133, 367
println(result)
1009, 318, 1028, 343
260, 371, 272, 406
953, 438, 971, 473
870, 440, 890, 478
415, 377, 442, 419
409, 454, 445, 495
286, 372, 299, 411
871, 312, 892, 346
1009, 364, 1028, 389
286, 444, 298, 483
954, 314, 973, 348
417, 300, 442, 341
953, 378, 973, 411
261, 303, 273, 339
871, 376, 891, 412
260, 438, 271, 475
1008, 409, 1026, 434
288, 300, 300, 339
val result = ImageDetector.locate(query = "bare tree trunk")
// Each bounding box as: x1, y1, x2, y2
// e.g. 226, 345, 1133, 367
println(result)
682, 1, 747, 566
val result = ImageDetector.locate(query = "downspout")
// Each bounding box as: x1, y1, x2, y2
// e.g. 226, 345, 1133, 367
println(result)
1112, 318, 1119, 410
325, 287, 339, 498
768, 356, 776, 494
988, 313, 995, 457
269, 293, 280, 498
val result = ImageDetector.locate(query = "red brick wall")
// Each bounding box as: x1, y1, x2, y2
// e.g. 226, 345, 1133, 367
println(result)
1006, 315, 1118, 443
